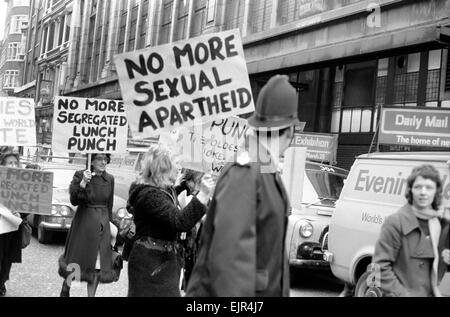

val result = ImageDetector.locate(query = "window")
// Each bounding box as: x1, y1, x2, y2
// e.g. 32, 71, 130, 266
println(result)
127, 0, 139, 51
47, 22, 55, 51
426, 50, 441, 102
159, 0, 173, 44
331, 61, 377, 134
12, 0, 30, 7
392, 53, 420, 105
7, 43, 24, 60
85, 15, 96, 81
117, 0, 128, 53
191, 0, 206, 38
248, 0, 272, 34
3, 70, 20, 88
93, 0, 104, 80
10, 15, 28, 34
224, 0, 245, 31
375, 58, 388, 106
45, 0, 52, 10
330, 66, 344, 133
41, 26, 48, 54
207, 0, 216, 23
137, 0, 149, 49
174, 0, 189, 41
65, 13, 71, 42
58, 15, 66, 46
277, 0, 292, 25
100, 1, 110, 72
342, 62, 376, 133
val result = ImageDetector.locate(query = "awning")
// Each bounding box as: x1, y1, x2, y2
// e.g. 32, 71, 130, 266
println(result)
246, 23, 450, 74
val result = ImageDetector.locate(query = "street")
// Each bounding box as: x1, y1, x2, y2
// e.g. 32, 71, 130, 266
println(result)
5, 234, 341, 297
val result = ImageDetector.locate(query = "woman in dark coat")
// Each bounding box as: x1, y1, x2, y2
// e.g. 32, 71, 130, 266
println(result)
127, 145, 214, 297
0, 152, 24, 297
373, 164, 449, 297
58, 153, 118, 297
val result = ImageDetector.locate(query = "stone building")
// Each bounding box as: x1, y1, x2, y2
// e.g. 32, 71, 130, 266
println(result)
0, 0, 30, 97
21, 0, 450, 168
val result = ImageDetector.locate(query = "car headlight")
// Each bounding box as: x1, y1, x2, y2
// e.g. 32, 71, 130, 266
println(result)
60, 206, 71, 217
51, 205, 72, 216
51, 205, 59, 215
299, 222, 313, 238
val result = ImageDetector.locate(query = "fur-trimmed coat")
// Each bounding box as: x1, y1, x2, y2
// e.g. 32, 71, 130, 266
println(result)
58, 170, 118, 284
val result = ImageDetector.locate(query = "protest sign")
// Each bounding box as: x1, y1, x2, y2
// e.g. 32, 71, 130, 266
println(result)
52, 96, 129, 154
379, 107, 450, 148
0, 167, 53, 215
0, 97, 37, 146
160, 117, 249, 175
0, 203, 23, 234
114, 29, 255, 138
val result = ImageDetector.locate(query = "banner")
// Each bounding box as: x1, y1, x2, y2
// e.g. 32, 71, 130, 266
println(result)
379, 107, 450, 148
114, 29, 255, 137
0, 97, 37, 146
0, 167, 53, 215
161, 117, 249, 175
0, 203, 23, 234
52, 96, 129, 154
291, 132, 338, 163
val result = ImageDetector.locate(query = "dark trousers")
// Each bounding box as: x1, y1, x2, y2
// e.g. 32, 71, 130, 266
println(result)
0, 258, 13, 285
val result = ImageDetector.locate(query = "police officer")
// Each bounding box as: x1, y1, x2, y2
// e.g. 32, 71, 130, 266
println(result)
186, 75, 300, 297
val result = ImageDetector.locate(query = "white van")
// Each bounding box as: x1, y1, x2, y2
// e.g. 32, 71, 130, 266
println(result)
325, 152, 450, 296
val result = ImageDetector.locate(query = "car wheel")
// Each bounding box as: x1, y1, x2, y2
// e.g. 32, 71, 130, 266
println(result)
354, 271, 383, 297
38, 224, 53, 244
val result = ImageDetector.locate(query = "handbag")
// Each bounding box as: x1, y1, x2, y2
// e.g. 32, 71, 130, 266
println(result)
20, 221, 32, 249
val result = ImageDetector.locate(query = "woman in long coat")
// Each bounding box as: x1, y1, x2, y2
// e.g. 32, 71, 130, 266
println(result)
127, 145, 214, 297
58, 153, 118, 297
0, 152, 24, 297
373, 164, 450, 297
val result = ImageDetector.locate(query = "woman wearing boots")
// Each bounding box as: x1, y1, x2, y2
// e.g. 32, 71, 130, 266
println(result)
58, 153, 119, 297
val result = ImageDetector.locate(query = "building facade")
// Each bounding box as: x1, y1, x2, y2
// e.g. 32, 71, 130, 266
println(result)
17, 0, 73, 144
0, 0, 30, 96
21, 0, 450, 169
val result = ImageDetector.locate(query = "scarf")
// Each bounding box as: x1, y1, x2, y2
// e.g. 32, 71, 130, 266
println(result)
412, 206, 439, 220
412, 206, 442, 296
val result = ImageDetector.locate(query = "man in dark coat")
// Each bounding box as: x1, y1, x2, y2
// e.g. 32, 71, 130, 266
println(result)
186, 75, 300, 297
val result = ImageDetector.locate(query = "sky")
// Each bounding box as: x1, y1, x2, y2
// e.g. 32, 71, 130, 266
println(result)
0, 1, 6, 41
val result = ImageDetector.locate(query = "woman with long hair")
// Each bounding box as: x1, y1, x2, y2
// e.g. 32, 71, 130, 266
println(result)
127, 145, 214, 297
373, 164, 450, 297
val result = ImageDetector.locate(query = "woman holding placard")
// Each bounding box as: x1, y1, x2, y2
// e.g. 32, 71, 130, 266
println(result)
126, 145, 214, 297
58, 153, 119, 297
0, 151, 23, 297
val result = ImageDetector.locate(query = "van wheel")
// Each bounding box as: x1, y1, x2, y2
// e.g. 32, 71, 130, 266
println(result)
355, 272, 383, 297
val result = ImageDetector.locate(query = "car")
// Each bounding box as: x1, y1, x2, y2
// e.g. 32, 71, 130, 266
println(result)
27, 167, 129, 244
325, 152, 450, 296
285, 161, 348, 272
